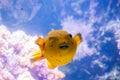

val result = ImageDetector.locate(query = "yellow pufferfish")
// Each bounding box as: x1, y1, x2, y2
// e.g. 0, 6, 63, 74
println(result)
31, 30, 82, 69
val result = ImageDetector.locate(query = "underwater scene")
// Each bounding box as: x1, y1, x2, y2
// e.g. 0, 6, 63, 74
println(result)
0, 0, 120, 80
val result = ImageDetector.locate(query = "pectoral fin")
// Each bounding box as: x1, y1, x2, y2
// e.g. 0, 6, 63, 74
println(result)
31, 50, 45, 62
35, 37, 45, 48
74, 33, 82, 45
47, 61, 57, 69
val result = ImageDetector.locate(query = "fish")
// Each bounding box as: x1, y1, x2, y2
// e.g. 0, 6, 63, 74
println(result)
31, 30, 82, 69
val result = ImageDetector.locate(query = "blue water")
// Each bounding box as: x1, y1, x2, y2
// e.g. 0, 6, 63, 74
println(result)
0, 0, 120, 80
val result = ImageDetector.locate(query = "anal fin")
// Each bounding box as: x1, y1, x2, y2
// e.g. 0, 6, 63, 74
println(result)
47, 61, 57, 69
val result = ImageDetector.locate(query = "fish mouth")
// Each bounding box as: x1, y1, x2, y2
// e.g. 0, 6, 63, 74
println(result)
59, 44, 69, 49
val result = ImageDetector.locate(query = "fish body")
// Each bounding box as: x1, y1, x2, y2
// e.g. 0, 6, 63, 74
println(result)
31, 30, 82, 69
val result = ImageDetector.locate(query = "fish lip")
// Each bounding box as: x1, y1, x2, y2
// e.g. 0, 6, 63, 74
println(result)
59, 44, 69, 49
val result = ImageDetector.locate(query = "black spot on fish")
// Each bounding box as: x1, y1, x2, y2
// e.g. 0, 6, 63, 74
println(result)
60, 54, 62, 57
49, 37, 57, 43
71, 42, 74, 45
52, 41, 54, 43
56, 59, 60, 62
51, 56, 53, 57
50, 45, 53, 47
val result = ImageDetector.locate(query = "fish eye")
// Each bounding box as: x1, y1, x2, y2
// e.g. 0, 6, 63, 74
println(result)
69, 34, 72, 38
